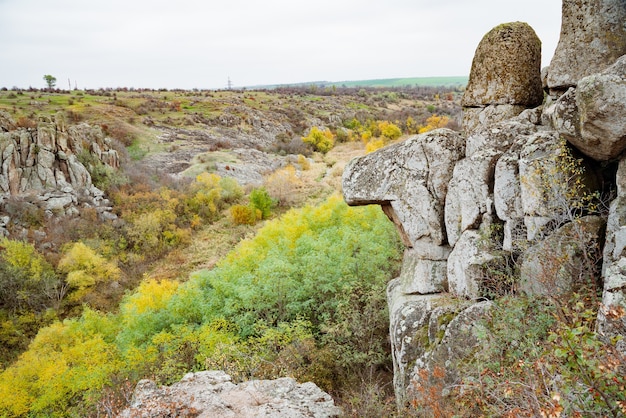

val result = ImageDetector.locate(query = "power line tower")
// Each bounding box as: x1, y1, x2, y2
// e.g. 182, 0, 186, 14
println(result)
227, 77, 233, 90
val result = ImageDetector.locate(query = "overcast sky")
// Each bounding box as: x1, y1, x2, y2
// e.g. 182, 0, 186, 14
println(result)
0, 0, 563, 90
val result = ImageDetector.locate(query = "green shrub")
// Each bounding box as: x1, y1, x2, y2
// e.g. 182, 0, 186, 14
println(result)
249, 187, 275, 219
0, 194, 403, 416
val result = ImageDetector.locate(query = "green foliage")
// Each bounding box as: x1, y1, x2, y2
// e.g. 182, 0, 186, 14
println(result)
249, 187, 275, 219
43, 74, 56, 89
548, 300, 626, 417
0, 194, 402, 416
449, 295, 626, 417
77, 150, 127, 192
196, 194, 402, 334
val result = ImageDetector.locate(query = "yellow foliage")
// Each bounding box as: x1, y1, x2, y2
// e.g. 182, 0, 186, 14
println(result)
0, 237, 52, 282
230, 204, 260, 225
366, 138, 385, 153
406, 116, 418, 134
0, 314, 122, 417
302, 127, 335, 153
377, 120, 402, 141
297, 154, 310, 170
418, 114, 450, 134
360, 130, 372, 144
121, 278, 180, 316
58, 242, 120, 294
195, 172, 222, 190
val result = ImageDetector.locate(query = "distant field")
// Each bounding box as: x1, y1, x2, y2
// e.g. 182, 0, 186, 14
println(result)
256, 76, 468, 89
249, 76, 469, 89
327, 76, 468, 88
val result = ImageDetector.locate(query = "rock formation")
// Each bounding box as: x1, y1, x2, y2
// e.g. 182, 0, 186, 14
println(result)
342, 0, 626, 406
0, 111, 119, 233
118, 370, 341, 418
546, 0, 626, 92
462, 21, 543, 133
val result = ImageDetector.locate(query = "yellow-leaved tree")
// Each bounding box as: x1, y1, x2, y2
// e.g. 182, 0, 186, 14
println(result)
302, 127, 335, 153
58, 242, 121, 302
418, 114, 449, 133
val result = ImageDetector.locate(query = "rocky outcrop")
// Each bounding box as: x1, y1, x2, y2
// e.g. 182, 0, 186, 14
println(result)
118, 370, 341, 418
462, 22, 543, 133
575, 56, 626, 160
462, 22, 543, 108
545, 56, 626, 161
601, 156, 626, 354
342, 0, 626, 405
0, 112, 119, 229
546, 0, 626, 91
343, 129, 465, 248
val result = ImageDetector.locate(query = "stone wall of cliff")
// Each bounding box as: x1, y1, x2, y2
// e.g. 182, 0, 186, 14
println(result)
0, 111, 119, 234
342, 0, 626, 406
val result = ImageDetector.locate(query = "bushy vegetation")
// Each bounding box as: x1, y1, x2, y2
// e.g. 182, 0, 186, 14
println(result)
0, 195, 403, 417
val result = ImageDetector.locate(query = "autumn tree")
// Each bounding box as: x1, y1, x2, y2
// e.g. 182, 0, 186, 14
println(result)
58, 242, 121, 303
302, 127, 335, 153
418, 114, 449, 133
0, 238, 62, 311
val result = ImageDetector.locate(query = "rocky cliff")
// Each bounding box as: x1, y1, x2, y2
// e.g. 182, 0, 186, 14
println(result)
343, 0, 626, 407
0, 111, 119, 235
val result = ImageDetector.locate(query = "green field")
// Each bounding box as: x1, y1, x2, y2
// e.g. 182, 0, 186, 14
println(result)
328, 76, 468, 88
256, 76, 468, 89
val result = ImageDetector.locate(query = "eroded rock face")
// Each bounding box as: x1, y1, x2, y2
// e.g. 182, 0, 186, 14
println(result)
407, 301, 492, 408
546, 0, 626, 91
342, 0, 626, 406
444, 148, 501, 247
343, 129, 465, 247
118, 370, 341, 418
0, 113, 119, 226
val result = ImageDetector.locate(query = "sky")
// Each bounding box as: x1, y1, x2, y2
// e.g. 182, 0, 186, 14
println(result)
0, 0, 563, 90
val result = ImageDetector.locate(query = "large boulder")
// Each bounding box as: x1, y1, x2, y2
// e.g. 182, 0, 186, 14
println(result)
343, 129, 465, 247
118, 370, 341, 418
520, 215, 605, 298
574, 55, 626, 161
546, 0, 626, 91
462, 22, 543, 134
462, 22, 543, 107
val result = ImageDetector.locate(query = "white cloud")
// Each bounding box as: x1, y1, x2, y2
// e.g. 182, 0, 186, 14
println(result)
0, 0, 562, 89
